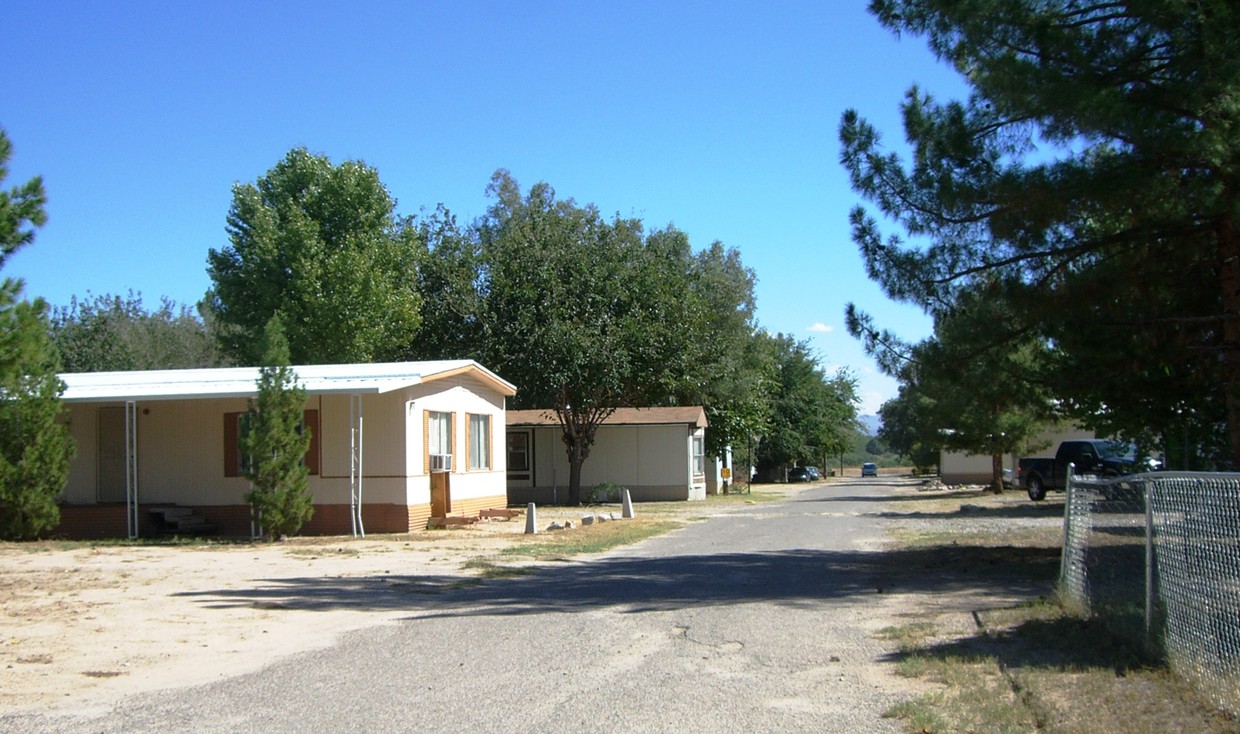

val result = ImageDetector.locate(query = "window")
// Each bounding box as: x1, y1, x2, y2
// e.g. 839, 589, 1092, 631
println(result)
507, 432, 530, 473
692, 434, 705, 476
468, 414, 491, 470
426, 410, 453, 472
224, 410, 319, 477
507, 430, 531, 482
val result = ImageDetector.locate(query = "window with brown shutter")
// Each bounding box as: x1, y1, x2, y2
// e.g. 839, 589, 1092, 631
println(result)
224, 410, 320, 477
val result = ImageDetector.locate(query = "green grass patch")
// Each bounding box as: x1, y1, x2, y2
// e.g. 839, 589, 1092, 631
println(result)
875, 621, 939, 652
461, 557, 534, 579
499, 518, 680, 560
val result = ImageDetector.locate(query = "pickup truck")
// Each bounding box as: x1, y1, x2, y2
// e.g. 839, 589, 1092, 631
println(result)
1018, 439, 1151, 501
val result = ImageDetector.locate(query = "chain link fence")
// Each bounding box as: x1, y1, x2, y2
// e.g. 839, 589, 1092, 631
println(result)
1061, 470, 1240, 716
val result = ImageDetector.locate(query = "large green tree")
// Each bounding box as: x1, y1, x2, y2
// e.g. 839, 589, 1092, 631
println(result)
0, 128, 75, 539
413, 174, 772, 496
841, 0, 1240, 467
677, 241, 772, 464
51, 291, 227, 372
470, 171, 706, 504
206, 148, 423, 365
755, 333, 859, 479
243, 315, 313, 540
877, 384, 941, 474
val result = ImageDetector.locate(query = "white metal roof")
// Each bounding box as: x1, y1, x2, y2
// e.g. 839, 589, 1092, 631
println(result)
59, 360, 517, 403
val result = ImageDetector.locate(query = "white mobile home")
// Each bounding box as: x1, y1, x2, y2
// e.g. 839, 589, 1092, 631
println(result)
506, 407, 708, 504
55, 361, 516, 538
939, 424, 1095, 485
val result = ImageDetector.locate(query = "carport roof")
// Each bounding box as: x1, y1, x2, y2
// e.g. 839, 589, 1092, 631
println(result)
59, 360, 517, 403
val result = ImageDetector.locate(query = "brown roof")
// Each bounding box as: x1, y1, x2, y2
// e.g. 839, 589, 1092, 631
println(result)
507, 406, 707, 429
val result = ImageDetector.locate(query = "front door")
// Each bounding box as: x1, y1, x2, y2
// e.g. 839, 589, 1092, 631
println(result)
97, 407, 127, 502
430, 470, 451, 518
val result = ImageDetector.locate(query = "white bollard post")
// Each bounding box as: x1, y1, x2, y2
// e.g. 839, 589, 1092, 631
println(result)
525, 502, 537, 534
621, 489, 635, 519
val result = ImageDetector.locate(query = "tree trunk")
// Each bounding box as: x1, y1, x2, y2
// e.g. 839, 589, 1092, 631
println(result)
990, 452, 1004, 495
567, 444, 584, 506
1219, 212, 1240, 470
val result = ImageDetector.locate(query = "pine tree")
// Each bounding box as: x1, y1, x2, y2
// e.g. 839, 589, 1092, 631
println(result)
243, 315, 313, 539
841, 1, 1240, 467
0, 128, 75, 539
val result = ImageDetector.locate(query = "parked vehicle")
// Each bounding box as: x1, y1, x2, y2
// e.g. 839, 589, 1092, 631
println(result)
861, 462, 878, 477
805, 466, 821, 480
1019, 439, 1157, 501
788, 466, 814, 482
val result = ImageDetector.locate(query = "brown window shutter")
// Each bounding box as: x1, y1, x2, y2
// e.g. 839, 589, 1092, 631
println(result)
303, 409, 320, 475
224, 412, 240, 477
465, 413, 474, 471
423, 409, 430, 475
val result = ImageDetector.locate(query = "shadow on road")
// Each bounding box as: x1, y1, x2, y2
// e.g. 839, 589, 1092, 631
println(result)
172, 542, 1059, 619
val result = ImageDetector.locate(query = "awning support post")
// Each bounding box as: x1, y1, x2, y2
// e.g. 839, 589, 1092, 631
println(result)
125, 400, 139, 539
350, 394, 365, 538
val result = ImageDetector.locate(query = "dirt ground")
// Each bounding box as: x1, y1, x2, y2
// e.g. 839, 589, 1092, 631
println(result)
0, 504, 617, 716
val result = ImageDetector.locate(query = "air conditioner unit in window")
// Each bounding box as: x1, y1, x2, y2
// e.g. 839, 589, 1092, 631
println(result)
430, 453, 453, 472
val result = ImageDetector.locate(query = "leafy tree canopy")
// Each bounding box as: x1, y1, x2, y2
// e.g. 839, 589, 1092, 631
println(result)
206, 147, 423, 365
413, 172, 782, 498
841, 0, 1240, 467
51, 291, 227, 372
676, 240, 772, 460
755, 332, 859, 477
469, 171, 711, 503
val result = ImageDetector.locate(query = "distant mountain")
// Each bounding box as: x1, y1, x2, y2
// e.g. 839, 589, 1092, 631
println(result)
858, 414, 882, 436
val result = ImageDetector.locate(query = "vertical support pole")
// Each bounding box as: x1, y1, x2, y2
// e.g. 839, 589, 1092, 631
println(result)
350, 394, 365, 538
125, 400, 139, 540
1060, 462, 1076, 586
1144, 476, 1155, 654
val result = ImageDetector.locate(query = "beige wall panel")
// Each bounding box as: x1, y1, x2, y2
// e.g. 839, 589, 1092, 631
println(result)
64, 404, 97, 503
319, 393, 407, 480
137, 397, 250, 505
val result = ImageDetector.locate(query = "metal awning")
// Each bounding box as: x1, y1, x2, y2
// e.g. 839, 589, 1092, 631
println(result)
60, 360, 517, 403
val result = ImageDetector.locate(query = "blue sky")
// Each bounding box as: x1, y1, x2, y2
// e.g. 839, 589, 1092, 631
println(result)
2, 1, 968, 414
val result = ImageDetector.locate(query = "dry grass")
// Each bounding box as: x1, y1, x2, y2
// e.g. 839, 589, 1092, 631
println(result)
880, 487, 1240, 734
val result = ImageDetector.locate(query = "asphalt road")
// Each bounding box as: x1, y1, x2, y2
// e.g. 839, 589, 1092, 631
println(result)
6, 478, 914, 733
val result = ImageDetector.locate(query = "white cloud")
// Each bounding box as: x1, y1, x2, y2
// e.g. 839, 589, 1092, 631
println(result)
807, 322, 833, 333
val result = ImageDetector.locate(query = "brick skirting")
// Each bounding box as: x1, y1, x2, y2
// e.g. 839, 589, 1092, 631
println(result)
53, 502, 436, 539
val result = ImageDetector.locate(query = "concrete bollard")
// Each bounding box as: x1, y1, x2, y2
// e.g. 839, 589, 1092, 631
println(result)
622, 489, 635, 519
525, 502, 537, 534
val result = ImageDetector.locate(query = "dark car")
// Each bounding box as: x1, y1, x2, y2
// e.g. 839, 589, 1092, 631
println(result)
861, 462, 878, 477
788, 467, 814, 482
